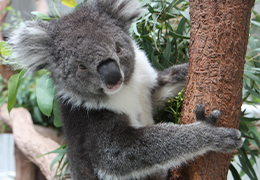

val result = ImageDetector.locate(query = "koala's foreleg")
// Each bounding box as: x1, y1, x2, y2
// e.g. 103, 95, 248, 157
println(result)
152, 63, 188, 111
94, 106, 242, 180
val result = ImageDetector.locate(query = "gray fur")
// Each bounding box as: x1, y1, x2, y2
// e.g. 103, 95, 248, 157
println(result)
8, 0, 243, 179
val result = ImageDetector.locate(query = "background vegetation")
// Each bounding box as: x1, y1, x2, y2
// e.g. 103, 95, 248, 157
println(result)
0, 0, 260, 179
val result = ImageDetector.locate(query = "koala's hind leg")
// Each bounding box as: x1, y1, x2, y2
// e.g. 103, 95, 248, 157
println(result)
152, 63, 188, 111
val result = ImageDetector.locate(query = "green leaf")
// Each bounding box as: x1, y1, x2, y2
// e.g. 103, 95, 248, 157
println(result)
0, 41, 12, 57
169, 30, 190, 39
252, 10, 260, 22
151, 50, 164, 70
36, 74, 55, 116
164, 39, 171, 60
50, 152, 65, 171
62, 0, 77, 7
165, 0, 185, 12
7, 69, 26, 114
60, 158, 69, 177
176, 17, 187, 35
240, 116, 260, 122
239, 121, 249, 133
32, 107, 44, 124
229, 163, 242, 180
1, 124, 7, 133
180, 11, 190, 21
244, 84, 260, 99
162, 39, 172, 67
251, 20, 260, 27
31, 11, 53, 21
251, 130, 260, 149
238, 148, 258, 180
53, 100, 62, 127
244, 70, 260, 84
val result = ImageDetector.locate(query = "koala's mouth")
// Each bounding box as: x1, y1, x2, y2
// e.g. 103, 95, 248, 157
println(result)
104, 78, 123, 93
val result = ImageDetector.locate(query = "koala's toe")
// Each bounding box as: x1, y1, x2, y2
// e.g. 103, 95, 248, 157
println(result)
195, 104, 205, 121
206, 110, 221, 125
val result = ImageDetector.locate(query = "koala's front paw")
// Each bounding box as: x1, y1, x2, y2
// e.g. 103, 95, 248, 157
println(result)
195, 104, 220, 125
214, 128, 243, 152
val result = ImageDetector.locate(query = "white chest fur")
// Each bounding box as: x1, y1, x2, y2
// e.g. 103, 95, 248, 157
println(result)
104, 46, 158, 127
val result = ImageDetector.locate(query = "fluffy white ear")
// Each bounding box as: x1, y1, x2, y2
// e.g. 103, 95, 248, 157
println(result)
8, 21, 55, 72
97, 0, 145, 31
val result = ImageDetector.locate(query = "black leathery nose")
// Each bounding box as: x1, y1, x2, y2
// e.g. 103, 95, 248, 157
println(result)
98, 59, 122, 87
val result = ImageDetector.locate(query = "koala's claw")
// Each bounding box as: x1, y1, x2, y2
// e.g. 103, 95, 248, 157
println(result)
194, 104, 205, 121
206, 110, 221, 125
195, 104, 221, 126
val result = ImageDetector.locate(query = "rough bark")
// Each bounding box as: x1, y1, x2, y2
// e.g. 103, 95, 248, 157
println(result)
169, 0, 255, 179
0, 104, 60, 180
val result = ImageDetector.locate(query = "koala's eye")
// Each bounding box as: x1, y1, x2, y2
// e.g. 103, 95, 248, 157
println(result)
116, 45, 122, 54
78, 63, 87, 71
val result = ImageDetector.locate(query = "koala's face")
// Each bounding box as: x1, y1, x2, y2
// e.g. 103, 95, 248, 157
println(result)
50, 13, 135, 102
9, 0, 143, 104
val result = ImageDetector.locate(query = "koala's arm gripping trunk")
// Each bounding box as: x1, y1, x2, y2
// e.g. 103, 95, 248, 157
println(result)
60, 103, 242, 180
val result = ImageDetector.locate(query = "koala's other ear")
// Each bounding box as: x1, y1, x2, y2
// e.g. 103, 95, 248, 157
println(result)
97, 0, 145, 31
8, 21, 55, 72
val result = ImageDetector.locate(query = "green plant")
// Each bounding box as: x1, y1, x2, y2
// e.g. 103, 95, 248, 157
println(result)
0, 0, 259, 179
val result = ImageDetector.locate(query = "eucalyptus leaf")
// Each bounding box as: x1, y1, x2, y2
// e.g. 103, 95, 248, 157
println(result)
244, 70, 260, 84
251, 131, 260, 149
0, 41, 12, 57
36, 74, 55, 117
169, 30, 190, 39
240, 116, 260, 122
7, 69, 26, 114
251, 20, 260, 27
31, 11, 53, 21
53, 100, 62, 127
239, 121, 249, 133
62, 0, 77, 7
180, 11, 190, 21
151, 50, 164, 70
176, 17, 187, 34
61, 160, 69, 177
229, 163, 242, 180
238, 148, 258, 180
50, 153, 65, 171
244, 84, 260, 99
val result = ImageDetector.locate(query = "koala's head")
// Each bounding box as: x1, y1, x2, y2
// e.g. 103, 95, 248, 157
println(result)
9, 0, 144, 105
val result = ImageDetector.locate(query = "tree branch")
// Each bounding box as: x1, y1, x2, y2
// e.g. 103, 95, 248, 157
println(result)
0, 104, 59, 180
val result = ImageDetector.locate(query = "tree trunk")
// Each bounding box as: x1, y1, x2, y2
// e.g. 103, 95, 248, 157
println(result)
170, 0, 255, 179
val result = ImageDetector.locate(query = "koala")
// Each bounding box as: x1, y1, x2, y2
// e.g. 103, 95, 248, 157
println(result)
8, 0, 243, 179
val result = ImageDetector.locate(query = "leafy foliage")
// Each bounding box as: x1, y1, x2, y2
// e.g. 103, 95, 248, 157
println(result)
0, 0, 259, 180
133, 0, 190, 70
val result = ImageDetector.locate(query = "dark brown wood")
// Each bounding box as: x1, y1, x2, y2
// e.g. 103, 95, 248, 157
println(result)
15, 145, 36, 180
170, 0, 255, 179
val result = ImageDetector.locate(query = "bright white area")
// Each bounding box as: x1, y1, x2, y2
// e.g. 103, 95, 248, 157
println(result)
0, 134, 15, 180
